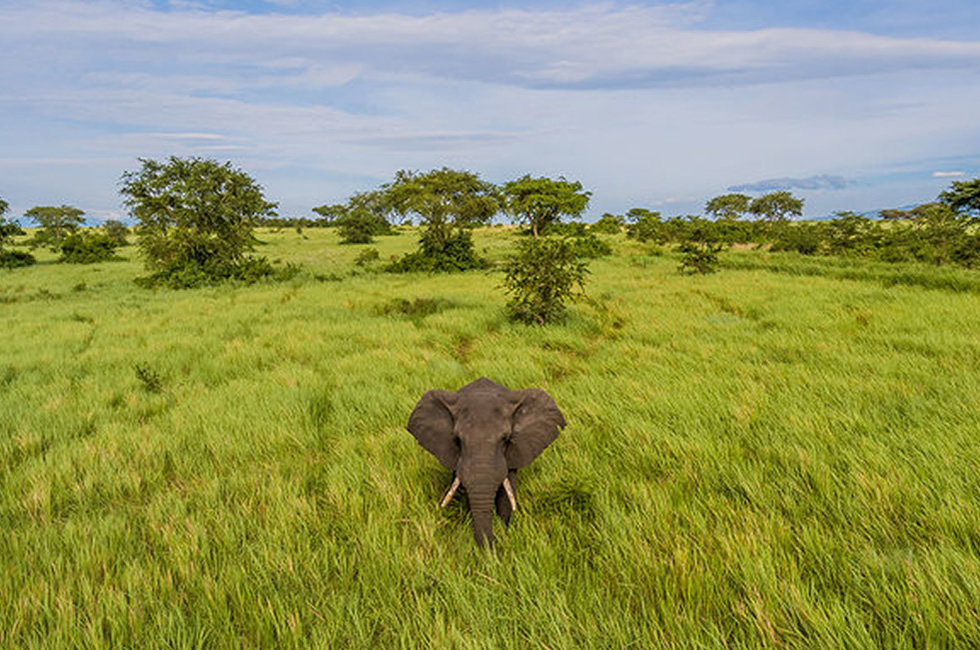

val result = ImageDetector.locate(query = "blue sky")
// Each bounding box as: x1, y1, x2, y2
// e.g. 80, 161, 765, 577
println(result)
1, 0, 978, 222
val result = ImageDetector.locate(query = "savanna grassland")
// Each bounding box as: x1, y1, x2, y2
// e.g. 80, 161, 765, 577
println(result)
2, 227, 980, 649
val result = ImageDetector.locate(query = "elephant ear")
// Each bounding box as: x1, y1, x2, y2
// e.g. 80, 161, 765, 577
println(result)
407, 389, 459, 470
506, 388, 566, 469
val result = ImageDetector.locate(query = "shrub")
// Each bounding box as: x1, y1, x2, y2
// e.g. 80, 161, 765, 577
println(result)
102, 220, 130, 246
569, 232, 613, 258
678, 218, 725, 274
336, 209, 390, 244
625, 213, 666, 244
59, 231, 120, 263
502, 237, 589, 325
0, 249, 35, 268
770, 223, 823, 255
354, 248, 381, 266
589, 213, 624, 234
0, 217, 34, 268
386, 230, 489, 273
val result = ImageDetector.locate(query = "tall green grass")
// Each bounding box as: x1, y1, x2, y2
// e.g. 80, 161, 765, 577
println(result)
2, 229, 979, 648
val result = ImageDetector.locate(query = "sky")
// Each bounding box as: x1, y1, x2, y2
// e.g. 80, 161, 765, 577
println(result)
1, 0, 978, 222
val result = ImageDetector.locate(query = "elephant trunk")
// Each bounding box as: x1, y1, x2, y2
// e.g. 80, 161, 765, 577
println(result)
468, 491, 496, 548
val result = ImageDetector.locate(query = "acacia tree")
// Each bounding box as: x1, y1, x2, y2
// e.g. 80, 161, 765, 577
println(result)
25, 204, 85, 250
705, 193, 751, 221
501, 175, 590, 238
748, 191, 804, 222
120, 157, 278, 287
939, 177, 980, 217
385, 168, 499, 272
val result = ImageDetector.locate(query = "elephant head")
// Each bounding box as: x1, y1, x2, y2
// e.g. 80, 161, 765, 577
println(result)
407, 377, 566, 547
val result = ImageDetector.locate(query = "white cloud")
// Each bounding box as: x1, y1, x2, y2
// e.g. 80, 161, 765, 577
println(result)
0, 1, 978, 217
933, 171, 966, 177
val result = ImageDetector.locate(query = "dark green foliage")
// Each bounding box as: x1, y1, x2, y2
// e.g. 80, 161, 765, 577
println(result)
377, 297, 454, 321
569, 231, 612, 258
59, 231, 120, 264
322, 190, 395, 244
25, 204, 85, 250
133, 363, 164, 393
501, 175, 590, 238
120, 157, 278, 288
705, 193, 751, 221
0, 210, 35, 268
939, 176, 980, 217
384, 168, 498, 272
589, 213, 624, 234
336, 209, 390, 244
0, 249, 35, 268
769, 223, 823, 255
386, 229, 488, 273
826, 212, 878, 256
101, 220, 130, 246
502, 237, 589, 325
678, 217, 725, 274
0, 219, 25, 245
625, 210, 666, 244
749, 191, 804, 222
354, 248, 381, 266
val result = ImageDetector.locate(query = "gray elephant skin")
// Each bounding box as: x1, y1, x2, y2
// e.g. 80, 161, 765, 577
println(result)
407, 377, 566, 547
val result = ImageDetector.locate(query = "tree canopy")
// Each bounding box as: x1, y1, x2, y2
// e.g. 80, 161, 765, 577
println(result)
748, 191, 804, 222
501, 175, 590, 238
939, 177, 980, 217
120, 156, 278, 286
705, 193, 751, 221
25, 204, 85, 250
386, 168, 499, 242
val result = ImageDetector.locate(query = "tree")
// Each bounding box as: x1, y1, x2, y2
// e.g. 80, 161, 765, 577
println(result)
624, 209, 665, 244
25, 204, 85, 250
501, 175, 590, 238
119, 157, 279, 287
589, 213, 624, 234
677, 217, 725, 274
324, 190, 394, 244
826, 212, 877, 256
705, 193, 751, 221
939, 177, 980, 217
102, 220, 130, 246
385, 168, 499, 272
59, 231, 120, 264
387, 168, 499, 241
0, 198, 35, 268
502, 237, 589, 325
748, 191, 804, 222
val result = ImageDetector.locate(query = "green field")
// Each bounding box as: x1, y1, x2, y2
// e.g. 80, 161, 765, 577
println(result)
2, 228, 979, 648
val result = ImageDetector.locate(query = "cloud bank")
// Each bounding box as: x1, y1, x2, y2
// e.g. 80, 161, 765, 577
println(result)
0, 0, 978, 219
729, 175, 849, 193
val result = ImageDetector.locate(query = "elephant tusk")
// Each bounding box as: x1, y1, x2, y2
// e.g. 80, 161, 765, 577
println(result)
440, 476, 460, 507
502, 477, 518, 512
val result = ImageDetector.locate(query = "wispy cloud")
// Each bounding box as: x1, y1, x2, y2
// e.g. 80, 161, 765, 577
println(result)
4, 1, 980, 91
0, 0, 977, 218
933, 171, 966, 177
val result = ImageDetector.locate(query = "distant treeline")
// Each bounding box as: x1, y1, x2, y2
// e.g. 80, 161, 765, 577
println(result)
615, 202, 979, 269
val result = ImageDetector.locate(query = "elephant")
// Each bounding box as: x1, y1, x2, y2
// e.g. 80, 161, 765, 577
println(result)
407, 377, 566, 547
